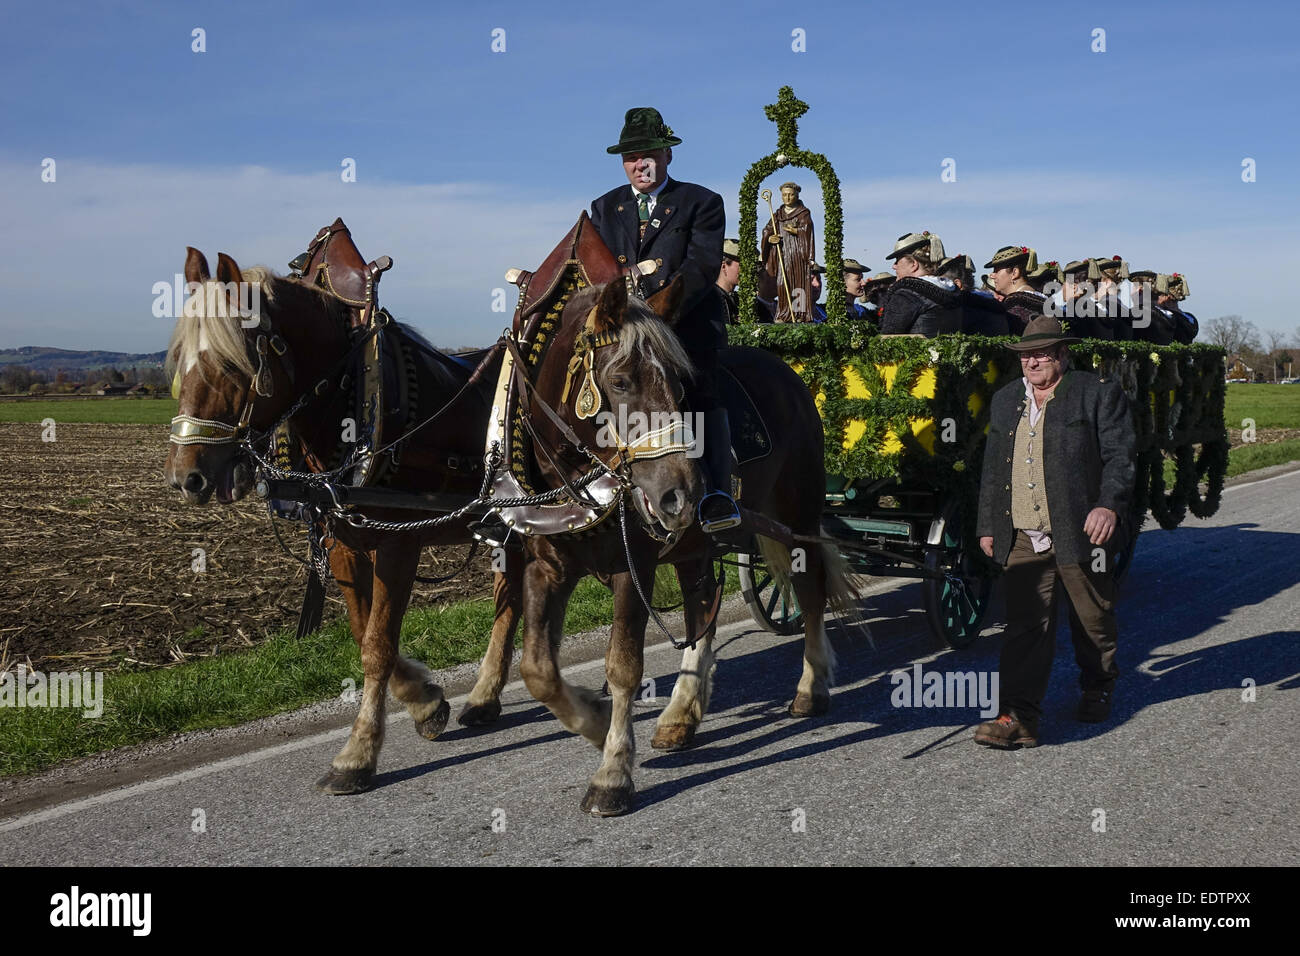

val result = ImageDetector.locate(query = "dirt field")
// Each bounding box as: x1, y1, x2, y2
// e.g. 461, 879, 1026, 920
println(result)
0, 423, 495, 672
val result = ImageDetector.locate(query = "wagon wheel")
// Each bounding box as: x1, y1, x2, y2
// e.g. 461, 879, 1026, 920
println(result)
737, 537, 804, 636
922, 499, 993, 649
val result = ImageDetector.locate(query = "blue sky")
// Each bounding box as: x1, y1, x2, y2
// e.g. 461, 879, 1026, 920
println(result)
2, 0, 1297, 351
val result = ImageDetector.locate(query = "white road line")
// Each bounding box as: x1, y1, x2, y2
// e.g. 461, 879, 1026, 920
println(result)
0, 611, 773, 834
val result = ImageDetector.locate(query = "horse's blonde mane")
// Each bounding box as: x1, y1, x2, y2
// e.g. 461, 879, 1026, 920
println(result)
165, 266, 278, 380
608, 296, 696, 381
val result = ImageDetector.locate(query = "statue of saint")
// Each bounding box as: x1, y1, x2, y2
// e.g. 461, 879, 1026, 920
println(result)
761, 182, 816, 322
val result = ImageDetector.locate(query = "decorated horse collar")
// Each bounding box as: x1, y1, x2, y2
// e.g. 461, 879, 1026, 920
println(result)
561, 305, 618, 419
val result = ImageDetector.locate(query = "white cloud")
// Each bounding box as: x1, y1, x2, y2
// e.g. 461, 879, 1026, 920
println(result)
1, 159, 1295, 353
0, 158, 593, 351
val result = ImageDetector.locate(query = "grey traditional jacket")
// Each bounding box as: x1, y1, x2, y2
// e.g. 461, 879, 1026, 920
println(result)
976, 369, 1136, 566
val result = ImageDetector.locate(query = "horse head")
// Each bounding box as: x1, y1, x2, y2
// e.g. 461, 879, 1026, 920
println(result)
164, 247, 351, 503
550, 275, 704, 535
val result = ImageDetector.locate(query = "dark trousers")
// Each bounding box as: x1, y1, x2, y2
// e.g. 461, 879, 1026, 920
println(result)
999, 531, 1119, 728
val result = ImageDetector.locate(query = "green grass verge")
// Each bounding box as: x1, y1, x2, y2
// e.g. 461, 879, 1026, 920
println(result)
0, 397, 178, 424
1224, 383, 1300, 430
0, 560, 740, 776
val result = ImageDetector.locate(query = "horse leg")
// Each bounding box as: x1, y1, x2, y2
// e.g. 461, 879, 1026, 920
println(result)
789, 543, 835, 717
582, 570, 649, 816
651, 557, 718, 751
317, 539, 422, 794
459, 549, 526, 726
518, 542, 611, 747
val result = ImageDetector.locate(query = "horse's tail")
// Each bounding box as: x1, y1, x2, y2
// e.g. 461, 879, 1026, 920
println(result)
756, 534, 870, 665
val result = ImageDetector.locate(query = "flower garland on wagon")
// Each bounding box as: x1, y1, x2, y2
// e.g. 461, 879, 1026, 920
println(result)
730, 322, 1229, 531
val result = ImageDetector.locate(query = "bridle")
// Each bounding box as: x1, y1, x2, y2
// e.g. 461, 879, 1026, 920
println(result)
556, 305, 697, 481
168, 317, 300, 448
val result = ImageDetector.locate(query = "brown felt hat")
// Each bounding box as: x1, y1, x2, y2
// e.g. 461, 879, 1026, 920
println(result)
1006, 315, 1082, 352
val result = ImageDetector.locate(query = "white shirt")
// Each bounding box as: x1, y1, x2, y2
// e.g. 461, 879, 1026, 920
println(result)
631, 176, 670, 217
1021, 376, 1055, 554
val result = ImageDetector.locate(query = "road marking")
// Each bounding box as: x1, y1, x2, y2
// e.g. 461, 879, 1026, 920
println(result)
0, 606, 792, 833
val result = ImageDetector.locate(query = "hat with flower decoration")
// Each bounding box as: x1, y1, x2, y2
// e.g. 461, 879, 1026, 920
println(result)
983, 245, 1038, 272
885, 230, 946, 261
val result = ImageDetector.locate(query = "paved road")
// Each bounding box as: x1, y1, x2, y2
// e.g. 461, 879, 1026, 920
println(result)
2, 469, 1297, 865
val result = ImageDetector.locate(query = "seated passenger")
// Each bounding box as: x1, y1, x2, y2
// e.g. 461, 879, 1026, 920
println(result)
984, 245, 1047, 335
1058, 259, 1111, 339
940, 254, 1008, 336
1128, 269, 1178, 345
809, 262, 828, 323
1092, 255, 1133, 340
842, 258, 871, 319
1163, 272, 1198, 343
860, 272, 895, 319
880, 231, 961, 336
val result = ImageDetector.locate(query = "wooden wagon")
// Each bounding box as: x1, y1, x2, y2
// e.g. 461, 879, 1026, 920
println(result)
728, 322, 1231, 647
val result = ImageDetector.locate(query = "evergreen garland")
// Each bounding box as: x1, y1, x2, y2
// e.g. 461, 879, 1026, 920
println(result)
729, 324, 1230, 529
738, 87, 845, 326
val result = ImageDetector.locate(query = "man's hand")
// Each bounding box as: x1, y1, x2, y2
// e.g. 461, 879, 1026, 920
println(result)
980, 535, 994, 558
1083, 507, 1118, 545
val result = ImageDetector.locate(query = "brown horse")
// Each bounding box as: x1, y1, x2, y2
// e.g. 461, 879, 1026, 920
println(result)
489, 274, 857, 816
163, 246, 524, 794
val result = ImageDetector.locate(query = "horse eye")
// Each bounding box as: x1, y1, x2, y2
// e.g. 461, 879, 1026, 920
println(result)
609, 377, 628, 392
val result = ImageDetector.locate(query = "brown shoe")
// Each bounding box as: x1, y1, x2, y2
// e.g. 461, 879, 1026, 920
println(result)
974, 713, 1039, 749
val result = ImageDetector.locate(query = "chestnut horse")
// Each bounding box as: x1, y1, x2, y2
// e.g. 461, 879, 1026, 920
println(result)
164, 247, 524, 794
491, 276, 857, 816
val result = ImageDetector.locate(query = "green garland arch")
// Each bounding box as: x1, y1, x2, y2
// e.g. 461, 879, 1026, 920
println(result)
737, 87, 845, 326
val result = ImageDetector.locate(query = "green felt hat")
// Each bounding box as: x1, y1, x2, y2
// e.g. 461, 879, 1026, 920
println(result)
810, 261, 826, 275
606, 107, 682, 154
842, 258, 869, 274
721, 238, 741, 261
1006, 315, 1082, 352
1166, 272, 1190, 300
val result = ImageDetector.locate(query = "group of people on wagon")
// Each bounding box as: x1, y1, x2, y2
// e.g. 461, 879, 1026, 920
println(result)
717, 229, 1199, 345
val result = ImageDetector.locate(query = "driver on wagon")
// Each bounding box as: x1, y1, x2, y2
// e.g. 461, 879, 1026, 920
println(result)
588, 107, 741, 537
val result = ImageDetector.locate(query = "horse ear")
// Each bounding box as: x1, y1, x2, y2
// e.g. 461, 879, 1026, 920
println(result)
185, 247, 210, 284
593, 279, 628, 333
645, 276, 685, 326
216, 252, 244, 285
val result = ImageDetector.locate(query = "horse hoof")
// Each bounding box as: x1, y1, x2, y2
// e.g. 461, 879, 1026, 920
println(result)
788, 692, 830, 718
415, 699, 451, 740
650, 723, 697, 751
314, 767, 375, 795
457, 699, 502, 727
581, 784, 635, 817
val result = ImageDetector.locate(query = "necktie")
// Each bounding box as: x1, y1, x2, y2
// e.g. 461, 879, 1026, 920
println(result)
637, 194, 650, 240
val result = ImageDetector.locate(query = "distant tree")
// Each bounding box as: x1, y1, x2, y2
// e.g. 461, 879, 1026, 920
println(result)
109, 368, 126, 384
0, 365, 32, 394
1204, 315, 1260, 355
54, 370, 68, 386
1263, 329, 1288, 381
